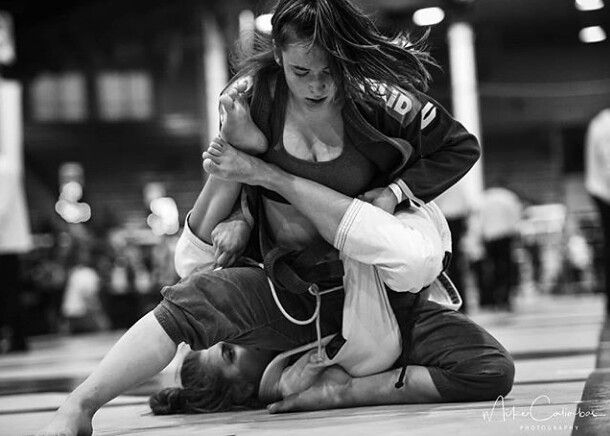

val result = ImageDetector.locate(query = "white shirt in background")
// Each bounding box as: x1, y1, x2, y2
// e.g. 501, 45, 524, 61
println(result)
0, 81, 32, 254
585, 109, 610, 203
479, 187, 523, 241
61, 266, 101, 318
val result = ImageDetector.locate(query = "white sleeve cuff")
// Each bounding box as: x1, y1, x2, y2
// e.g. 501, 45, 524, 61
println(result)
333, 199, 366, 252
174, 211, 216, 278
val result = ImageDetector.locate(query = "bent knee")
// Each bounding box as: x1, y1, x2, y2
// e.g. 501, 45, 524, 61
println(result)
473, 355, 515, 399
433, 353, 515, 402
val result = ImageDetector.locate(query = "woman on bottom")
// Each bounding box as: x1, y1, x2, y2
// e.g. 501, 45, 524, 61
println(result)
36, 142, 514, 435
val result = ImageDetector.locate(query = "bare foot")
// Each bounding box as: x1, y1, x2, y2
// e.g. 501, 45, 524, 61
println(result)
34, 404, 93, 436
202, 138, 264, 185
219, 79, 268, 154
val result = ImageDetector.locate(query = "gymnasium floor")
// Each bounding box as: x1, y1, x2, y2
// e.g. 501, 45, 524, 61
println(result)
1, 293, 609, 436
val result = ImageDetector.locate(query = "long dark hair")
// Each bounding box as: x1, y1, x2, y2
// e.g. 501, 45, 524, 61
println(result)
230, 0, 436, 103
149, 350, 261, 414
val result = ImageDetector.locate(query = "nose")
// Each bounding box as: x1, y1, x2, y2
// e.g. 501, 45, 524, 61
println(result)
309, 76, 328, 95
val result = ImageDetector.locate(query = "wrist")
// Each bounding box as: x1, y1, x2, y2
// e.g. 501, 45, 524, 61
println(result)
257, 163, 288, 192
335, 376, 355, 406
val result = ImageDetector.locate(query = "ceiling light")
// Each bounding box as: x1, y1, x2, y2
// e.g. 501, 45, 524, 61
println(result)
575, 0, 605, 11
579, 25, 607, 43
413, 7, 445, 27
255, 14, 273, 34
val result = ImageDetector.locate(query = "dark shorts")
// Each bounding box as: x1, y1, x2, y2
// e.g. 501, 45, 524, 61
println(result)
154, 261, 344, 352
154, 262, 514, 402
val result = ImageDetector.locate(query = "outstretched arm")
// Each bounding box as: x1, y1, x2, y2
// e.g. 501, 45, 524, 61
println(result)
267, 364, 441, 413
36, 312, 178, 436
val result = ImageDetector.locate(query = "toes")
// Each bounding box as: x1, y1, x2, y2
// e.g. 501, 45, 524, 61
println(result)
203, 158, 218, 174
202, 152, 220, 164
235, 79, 249, 93
226, 86, 240, 102
218, 94, 234, 111
210, 137, 229, 149
206, 146, 222, 156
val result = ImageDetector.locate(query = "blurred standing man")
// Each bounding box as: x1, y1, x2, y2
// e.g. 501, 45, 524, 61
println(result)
478, 183, 523, 311
0, 80, 33, 352
585, 109, 610, 314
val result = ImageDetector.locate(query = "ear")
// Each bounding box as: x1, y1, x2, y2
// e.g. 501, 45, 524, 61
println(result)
272, 44, 282, 67
231, 381, 256, 404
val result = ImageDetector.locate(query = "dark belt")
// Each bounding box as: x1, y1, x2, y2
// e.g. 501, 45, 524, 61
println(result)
256, 192, 440, 389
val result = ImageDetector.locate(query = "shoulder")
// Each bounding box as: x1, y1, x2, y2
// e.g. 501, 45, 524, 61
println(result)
369, 80, 422, 120
358, 80, 440, 129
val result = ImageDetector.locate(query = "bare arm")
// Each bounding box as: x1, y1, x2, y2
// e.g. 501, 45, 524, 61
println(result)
267, 364, 441, 413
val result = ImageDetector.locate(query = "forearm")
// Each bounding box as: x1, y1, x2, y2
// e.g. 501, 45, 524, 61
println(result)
268, 364, 442, 413
342, 366, 442, 407
189, 176, 242, 244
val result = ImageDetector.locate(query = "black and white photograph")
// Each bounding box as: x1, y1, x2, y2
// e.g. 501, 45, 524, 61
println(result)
0, 0, 609, 435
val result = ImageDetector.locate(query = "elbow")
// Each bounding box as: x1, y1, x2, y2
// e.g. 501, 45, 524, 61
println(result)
173, 249, 189, 279
468, 135, 482, 164
413, 248, 444, 289
387, 243, 444, 292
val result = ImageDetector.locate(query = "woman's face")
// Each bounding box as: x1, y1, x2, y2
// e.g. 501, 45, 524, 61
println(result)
276, 42, 338, 110
196, 342, 275, 384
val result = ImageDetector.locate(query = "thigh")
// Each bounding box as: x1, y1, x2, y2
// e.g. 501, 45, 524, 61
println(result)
406, 300, 514, 401
407, 300, 510, 369
155, 264, 343, 352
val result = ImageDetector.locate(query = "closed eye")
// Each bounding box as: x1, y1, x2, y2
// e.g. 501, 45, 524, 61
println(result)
221, 343, 234, 364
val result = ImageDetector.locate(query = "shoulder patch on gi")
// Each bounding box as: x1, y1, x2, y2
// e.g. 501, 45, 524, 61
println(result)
379, 84, 422, 126
420, 101, 438, 132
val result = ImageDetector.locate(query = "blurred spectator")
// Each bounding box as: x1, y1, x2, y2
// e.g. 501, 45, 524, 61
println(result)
150, 236, 178, 289
104, 239, 148, 329
435, 182, 474, 313
463, 203, 486, 308
145, 236, 177, 313
563, 222, 594, 293
584, 109, 610, 313
30, 244, 68, 333
520, 205, 543, 292
61, 244, 109, 334
0, 81, 33, 352
476, 183, 523, 311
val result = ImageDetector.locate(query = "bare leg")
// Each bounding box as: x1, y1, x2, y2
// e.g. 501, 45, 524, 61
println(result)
202, 141, 351, 244
190, 81, 268, 243
36, 312, 177, 436
188, 173, 242, 244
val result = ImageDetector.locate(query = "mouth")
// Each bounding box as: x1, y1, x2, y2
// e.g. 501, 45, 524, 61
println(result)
306, 96, 327, 104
